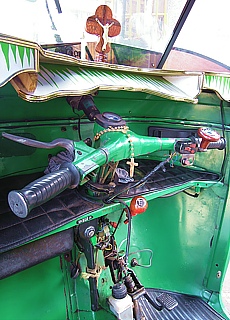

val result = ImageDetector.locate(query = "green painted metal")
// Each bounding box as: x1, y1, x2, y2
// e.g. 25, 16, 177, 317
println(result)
0, 257, 66, 320
72, 127, 178, 180
1, 99, 228, 319
58, 183, 229, 320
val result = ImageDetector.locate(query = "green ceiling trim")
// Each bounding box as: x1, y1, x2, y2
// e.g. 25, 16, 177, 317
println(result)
1, 42, 10, 70
204, 74, 230, 102
0, 40, 37, 86
21, 63, 200, 103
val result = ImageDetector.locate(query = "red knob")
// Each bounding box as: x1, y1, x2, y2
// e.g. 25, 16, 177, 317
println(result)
130, 196, 148, 216
198, 127, 220, 150
124, 196, 148, 224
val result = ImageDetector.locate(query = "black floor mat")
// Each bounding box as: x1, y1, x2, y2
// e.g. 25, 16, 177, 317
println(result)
118, 159, 220, 197
0, 160, 220, 253
0, 189, 102, 253
139, 288, 225, 320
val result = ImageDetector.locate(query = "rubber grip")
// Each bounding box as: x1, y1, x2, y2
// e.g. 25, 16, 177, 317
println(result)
8, 164, 80, 218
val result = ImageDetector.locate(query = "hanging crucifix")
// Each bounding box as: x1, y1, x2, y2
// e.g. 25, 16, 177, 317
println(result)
86, 5, 121, 62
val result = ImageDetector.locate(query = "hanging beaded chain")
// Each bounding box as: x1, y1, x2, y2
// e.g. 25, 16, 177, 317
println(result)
126, 132, 138, 178
94, 125, 129, 141
94, 125, 138, 177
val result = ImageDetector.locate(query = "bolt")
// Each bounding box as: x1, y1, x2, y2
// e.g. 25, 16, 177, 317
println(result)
131, 258, 139, 267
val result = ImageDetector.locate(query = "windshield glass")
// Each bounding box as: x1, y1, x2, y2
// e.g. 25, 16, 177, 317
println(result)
163, 0, 230, 72
0, 0, 186, 66
0, 0, 228, 72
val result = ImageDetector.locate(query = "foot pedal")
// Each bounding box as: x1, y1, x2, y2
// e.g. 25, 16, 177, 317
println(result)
156, 293, 178, 311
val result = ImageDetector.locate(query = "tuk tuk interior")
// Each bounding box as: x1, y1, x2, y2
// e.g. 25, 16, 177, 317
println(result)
0, 1, 229, 320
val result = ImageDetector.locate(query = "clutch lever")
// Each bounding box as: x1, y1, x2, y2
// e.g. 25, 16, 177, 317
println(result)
2, 132, 75, 159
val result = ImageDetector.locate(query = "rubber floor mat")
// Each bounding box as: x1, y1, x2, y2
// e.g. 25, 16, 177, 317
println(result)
0, 160, 220, 253
139, 288, 225, 320
118, 159, 220, 198
0, 188, 102, 253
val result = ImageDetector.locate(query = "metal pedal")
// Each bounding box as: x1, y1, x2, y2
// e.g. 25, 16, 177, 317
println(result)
156, 293, 178, 311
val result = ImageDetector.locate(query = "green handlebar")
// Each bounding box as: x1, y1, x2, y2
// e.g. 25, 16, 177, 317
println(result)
73, 128, 177, 180
4, 127, 185, 217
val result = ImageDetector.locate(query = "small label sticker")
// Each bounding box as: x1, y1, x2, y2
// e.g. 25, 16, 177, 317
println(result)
76, 215, 93, 225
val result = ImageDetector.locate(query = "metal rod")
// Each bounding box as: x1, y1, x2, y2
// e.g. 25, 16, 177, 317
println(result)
157, 0, 196, 69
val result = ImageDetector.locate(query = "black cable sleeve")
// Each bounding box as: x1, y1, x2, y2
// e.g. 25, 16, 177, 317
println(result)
220, 100, 227, 179
105, 156, 172, 203
111, 199, 132, 265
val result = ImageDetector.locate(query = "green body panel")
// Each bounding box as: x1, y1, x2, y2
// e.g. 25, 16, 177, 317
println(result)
0, 257, 66, 320
0, 37, 229, 320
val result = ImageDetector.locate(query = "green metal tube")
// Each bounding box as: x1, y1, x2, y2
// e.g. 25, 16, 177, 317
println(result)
74, 130, 176, 179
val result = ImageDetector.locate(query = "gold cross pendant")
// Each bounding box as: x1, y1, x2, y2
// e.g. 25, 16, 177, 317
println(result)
126, 157, 138, 178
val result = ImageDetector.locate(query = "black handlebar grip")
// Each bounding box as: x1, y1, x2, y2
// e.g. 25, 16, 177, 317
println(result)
8, 163, 80, 218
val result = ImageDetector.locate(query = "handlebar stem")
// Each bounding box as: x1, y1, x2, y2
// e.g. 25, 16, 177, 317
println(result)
74, 129, 177, 180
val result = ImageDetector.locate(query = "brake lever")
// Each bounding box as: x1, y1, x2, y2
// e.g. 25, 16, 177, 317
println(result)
2, 132, 75, 159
